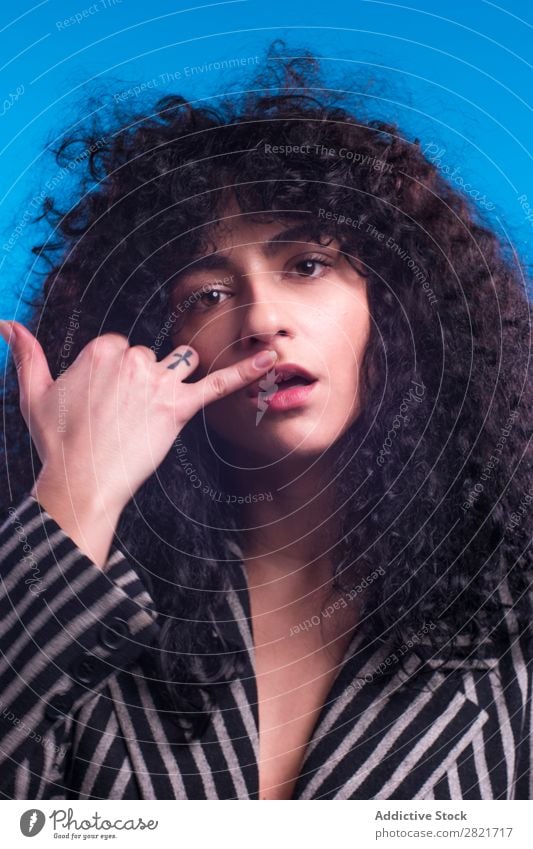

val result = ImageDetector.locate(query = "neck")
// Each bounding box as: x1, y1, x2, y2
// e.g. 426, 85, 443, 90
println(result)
216, 440, 362, 644
221, 450, 342, 597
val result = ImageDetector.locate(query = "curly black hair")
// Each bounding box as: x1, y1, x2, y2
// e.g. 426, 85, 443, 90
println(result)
1, 40, 531, 739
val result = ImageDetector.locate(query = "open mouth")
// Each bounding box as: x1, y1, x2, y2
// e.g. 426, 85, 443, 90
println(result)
246, 363, 318, 398
274, 374, 314, 389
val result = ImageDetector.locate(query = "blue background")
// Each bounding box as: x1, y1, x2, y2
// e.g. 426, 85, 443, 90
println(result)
1, 0, 531, 363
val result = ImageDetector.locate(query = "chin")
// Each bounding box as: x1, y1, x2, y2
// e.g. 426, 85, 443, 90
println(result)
231, 425, 343, 465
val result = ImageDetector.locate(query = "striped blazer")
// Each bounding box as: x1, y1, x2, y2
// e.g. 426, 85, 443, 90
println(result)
1, 493, 531, 800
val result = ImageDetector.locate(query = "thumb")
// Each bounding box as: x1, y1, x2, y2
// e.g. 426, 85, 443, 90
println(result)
0, 320, 53, 415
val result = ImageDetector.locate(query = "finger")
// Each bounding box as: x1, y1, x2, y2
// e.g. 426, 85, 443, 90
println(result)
0, 320, 53, 416
128, 344, 158, 362
189, 349, 278, 410
160, 345, 200, 377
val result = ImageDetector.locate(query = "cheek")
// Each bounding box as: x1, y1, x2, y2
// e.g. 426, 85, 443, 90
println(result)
318, 301, 369, 358
317, 280, 369, 327
340, 299, 371, 362
324, 310, 369, 401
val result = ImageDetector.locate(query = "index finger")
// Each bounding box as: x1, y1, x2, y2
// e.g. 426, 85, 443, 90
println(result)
188, 349, 278, 411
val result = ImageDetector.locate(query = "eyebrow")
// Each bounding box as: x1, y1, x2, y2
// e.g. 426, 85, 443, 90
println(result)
174, 223, 335, 281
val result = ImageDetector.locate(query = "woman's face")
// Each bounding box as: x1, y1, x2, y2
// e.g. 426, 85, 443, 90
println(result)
170, 202, 371, 465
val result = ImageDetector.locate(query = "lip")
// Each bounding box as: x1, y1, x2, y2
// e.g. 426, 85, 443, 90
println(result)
246, 361, 318, 399
245, 361, 319, 413
257, 379, 318, 411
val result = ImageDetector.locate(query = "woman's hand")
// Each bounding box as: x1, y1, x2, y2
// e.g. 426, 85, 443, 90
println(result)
0, 319, 277, 566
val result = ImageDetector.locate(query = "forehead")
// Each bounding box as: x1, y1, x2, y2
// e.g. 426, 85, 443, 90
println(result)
193, 189, 335, 256
209, 216, 331, 253
206, 212, 292, 252
206, 192, 284, 248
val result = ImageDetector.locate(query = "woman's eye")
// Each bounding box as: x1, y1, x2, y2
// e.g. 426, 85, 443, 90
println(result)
289, 257, 333, 278
192, 289, 231, 310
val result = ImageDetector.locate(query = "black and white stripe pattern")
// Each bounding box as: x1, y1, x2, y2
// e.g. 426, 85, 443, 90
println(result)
1, 493, 531, 799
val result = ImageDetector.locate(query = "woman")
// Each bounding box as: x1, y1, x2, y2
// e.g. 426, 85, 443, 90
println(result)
0, 43, 531, 800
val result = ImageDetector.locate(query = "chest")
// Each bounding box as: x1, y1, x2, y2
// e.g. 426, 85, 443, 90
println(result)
254, 642, 345, 799
250, 598, 357, 800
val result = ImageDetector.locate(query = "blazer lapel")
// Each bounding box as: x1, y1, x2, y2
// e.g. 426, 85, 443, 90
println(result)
293, 635, 493, 799
107, 563, 260, 800
108, 672, 189, 799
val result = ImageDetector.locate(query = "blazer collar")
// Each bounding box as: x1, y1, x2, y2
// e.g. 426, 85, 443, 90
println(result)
108, 536, 501, 799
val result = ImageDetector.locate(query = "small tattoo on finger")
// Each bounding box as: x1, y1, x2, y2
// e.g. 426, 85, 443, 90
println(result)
167, 349, 194, 370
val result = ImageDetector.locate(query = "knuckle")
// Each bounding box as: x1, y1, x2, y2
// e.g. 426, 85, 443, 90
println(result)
129, 345, 156, 363
14, 351, 30, 374
103, 332, 130, 348
92, 333, 129, 352
84, 333, 129, 363
236, 363, 249, 385
13, 342, 31, 364
209, 372, 227, 398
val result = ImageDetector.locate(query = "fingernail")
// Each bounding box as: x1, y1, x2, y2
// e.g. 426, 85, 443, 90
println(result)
253, 350, 278, 369
0, 320, 16, 345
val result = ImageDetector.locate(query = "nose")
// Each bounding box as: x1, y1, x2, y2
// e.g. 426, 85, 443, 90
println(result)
236, 280, 291, 351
